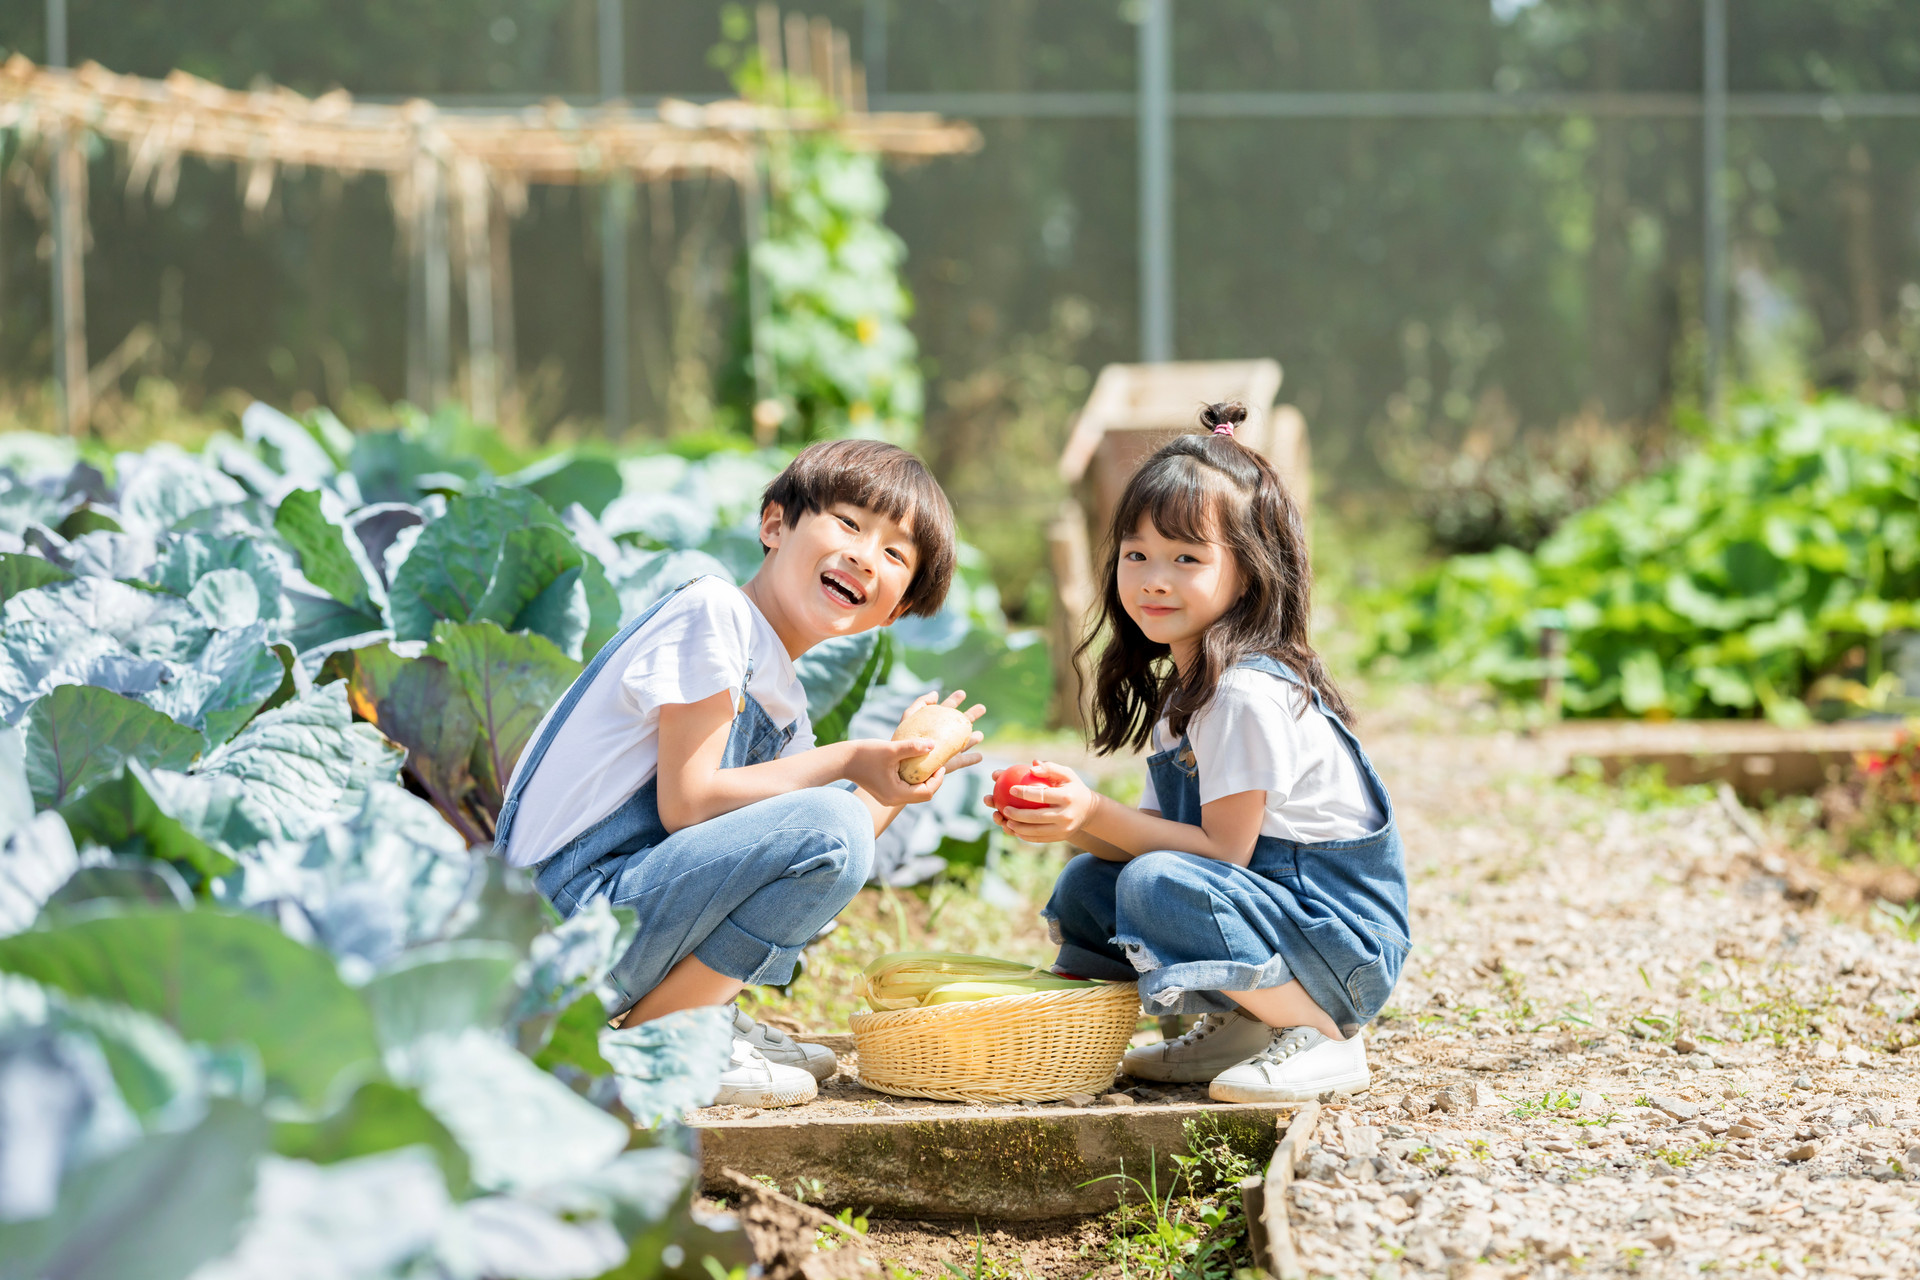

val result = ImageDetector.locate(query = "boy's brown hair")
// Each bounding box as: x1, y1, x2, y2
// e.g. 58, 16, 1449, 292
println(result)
759, 439, 956, 618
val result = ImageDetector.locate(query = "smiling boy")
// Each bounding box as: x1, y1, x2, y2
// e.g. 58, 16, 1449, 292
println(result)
495, 440, 983, 1107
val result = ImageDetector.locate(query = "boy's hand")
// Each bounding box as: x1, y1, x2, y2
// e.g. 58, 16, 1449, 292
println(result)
847, 690, 986, 807
988, 762, 1098, 844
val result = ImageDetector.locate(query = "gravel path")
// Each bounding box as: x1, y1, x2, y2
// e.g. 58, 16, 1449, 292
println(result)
1293, 722, 1920, 1279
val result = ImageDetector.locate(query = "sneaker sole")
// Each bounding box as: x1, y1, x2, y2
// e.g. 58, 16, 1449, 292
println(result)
1207, 1071, 1371, 1105
714, 1078, 819, 1108
1122, 1056, 1247, 1084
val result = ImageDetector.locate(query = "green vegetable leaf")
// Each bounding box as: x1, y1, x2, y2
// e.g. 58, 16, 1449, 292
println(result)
272, 1080, 471, 1198
0, 910, 382, 1108
344, 644, 484, 842
427, 622, 580, 822
0, 1098, 268, 1280
387, 490, 571, 642
0, 552, 71, 604
23, 683, 202, 808
275, 487, 381, 613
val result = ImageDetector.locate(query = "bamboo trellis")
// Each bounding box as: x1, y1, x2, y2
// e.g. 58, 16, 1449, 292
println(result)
0, 46, 979, 433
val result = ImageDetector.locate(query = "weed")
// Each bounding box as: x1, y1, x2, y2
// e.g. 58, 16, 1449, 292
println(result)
1507, 1089, 1581, 1120
1651, 1139, 1725, 1168
1084, 1153, 1245, 1280
1873, 898, 1920, 943
814, 1207, 870, 1251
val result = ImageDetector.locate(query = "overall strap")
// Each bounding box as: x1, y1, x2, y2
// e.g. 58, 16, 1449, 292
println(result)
1235, 654, 1394, 826
494, 574, 717, 850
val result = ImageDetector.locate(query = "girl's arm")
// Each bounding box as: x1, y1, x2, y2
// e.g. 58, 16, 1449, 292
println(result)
657, 689, 985, 835
993, 763, 1267, 867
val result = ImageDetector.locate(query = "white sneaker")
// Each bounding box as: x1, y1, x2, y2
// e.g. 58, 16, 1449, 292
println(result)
1121, 1009, 1275, 1083
714, 1037, 818, 1108
1208, 1027, 1370, 1104
732, 1004, 838, 1082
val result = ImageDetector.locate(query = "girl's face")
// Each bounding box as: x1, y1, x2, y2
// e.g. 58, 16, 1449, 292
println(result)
1116, 516, 1244, 669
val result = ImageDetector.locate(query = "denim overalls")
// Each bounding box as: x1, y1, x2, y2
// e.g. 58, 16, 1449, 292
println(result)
495, 576, 873, 1008
1043, 655, 1410, 1038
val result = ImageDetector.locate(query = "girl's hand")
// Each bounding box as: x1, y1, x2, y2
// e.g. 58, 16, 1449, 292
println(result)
991, 761, 1097, 844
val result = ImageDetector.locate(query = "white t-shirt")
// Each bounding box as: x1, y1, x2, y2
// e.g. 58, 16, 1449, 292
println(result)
501, 577, 815, 868
1138, 667, 1383, 843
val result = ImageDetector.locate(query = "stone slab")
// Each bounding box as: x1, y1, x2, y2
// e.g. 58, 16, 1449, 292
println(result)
694, 1101, 1295, 1220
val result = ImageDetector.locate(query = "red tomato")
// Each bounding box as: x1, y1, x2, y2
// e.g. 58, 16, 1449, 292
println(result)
993, 764, 1052, 811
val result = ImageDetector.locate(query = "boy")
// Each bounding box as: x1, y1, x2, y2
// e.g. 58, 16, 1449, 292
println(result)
495, 439, 982, 1107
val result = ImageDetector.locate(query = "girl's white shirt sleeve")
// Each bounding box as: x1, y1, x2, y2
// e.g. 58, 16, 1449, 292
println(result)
1182, 669, 1383, 843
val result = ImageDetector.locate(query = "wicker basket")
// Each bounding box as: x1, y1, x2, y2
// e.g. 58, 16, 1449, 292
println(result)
851, 980, 1140, 1103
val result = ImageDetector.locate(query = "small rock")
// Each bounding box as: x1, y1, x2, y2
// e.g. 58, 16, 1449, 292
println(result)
1130, 1086, 1163, 1103
871, 1102, 899, 1116
1698, 1118, 1728, 1136
1868, 1161, 1901, 1182
1432, 1086, 1467, 1113
1467, 1081, 1496, 1107
1864, 1103, 1892, 1125
736, 1108, 762, 1119
1064, 1093, 1096, 1108
1550, 1033, 1581, 1054
1785, 1141, 1820, 1162
1648, 1094, 1699, 1122
1726, 1124, 1759, 1140
1098, 1091, 1133, 1106
1841, 1045, 1871, 1067
1792, 1074, 1814, 1090
1399, 1092, 1433, 1118
1813, 1040, 1839, 1060
1905, 1144, 1920, 1169
1645, 1222, 1680, 1251
1673, 1033, 1698, 1055
1680, 1052, 1716, 1070
1464, 1054, 1505, 1072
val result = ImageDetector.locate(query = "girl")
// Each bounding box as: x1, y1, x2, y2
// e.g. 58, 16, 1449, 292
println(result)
990, 402, 1408, 1103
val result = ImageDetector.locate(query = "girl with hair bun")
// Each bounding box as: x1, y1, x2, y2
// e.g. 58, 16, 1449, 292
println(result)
988, 401, 1408, 1103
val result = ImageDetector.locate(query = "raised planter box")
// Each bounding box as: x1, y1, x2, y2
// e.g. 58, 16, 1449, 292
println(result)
693, 1100, 1291, 1220
1541, 720, 1903, 802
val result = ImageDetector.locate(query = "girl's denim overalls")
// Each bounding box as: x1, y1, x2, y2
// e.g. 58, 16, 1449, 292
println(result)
1043, 655, 1410, 1038
494, 576, 873, 1008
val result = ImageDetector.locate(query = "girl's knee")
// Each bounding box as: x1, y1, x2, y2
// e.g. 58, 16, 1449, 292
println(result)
1055, 852, 1123, 901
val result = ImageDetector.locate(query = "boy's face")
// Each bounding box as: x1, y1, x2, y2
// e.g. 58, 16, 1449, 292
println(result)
757, 501, 918, 641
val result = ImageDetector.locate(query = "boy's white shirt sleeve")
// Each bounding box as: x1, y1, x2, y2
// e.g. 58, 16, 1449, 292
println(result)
1186, 670, 1306, 806
781, 707, 817, 757
617, 581, 751, 716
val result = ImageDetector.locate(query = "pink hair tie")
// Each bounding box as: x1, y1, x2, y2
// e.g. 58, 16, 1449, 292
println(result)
1212, 424, 1236, 437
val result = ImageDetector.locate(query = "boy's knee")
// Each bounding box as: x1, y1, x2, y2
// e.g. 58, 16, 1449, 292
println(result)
792, 785, 874, 879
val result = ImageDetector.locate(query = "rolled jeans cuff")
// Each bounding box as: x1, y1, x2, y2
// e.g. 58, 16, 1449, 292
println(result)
1119, 940, 1294, 1017
692, 914, 807, 988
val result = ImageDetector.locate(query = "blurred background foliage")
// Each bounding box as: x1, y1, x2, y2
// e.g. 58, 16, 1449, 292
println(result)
4, 0, 1920, 629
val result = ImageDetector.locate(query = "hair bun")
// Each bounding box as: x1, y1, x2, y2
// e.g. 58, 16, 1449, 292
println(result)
1200, 401, 1249, 430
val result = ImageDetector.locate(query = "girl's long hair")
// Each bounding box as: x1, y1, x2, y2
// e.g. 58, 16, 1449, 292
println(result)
1076, 401, 1351, 755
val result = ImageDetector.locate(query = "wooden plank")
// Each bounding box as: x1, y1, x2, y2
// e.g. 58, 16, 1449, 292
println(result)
1261, 1100, 1320, 1280
1543, 719, 1901, 803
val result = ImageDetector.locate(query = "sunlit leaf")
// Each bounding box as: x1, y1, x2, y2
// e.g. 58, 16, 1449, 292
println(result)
427, 622, 580, 821
23, 683, 202, 808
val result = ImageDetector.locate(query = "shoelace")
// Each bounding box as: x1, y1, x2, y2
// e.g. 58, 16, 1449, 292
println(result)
1253, 1026, 1320, 1064
1173, 1013, 1235, 1046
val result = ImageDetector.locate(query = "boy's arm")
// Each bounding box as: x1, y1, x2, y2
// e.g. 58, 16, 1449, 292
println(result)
655, 690, 984, 835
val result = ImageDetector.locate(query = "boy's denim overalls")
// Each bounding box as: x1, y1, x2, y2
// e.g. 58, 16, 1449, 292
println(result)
495, 577, 873, 1012
1043, 655, 1410, 1039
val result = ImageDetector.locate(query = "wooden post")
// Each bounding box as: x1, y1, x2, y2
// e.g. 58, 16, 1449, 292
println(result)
424, 167, 451, 410
456, 161, 496, 426
488, 184, 518, 420
52, 129, 89, 436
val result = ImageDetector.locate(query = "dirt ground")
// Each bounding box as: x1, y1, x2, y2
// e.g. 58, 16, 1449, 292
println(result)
719, 698, 1920, 1279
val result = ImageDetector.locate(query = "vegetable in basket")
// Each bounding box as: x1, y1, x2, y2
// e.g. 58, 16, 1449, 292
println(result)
859, 950, 1093, 1010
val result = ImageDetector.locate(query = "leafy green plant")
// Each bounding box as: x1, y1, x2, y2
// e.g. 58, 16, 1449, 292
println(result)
712, 10, 924, 448
1819, 734, 1920, 869
1365, 398, 1920, 721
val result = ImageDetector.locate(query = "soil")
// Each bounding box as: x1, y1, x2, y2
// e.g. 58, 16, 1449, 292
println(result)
715, 701, 1920, 1278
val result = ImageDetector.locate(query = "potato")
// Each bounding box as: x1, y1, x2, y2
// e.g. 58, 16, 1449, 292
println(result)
893, 704, 973, 784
